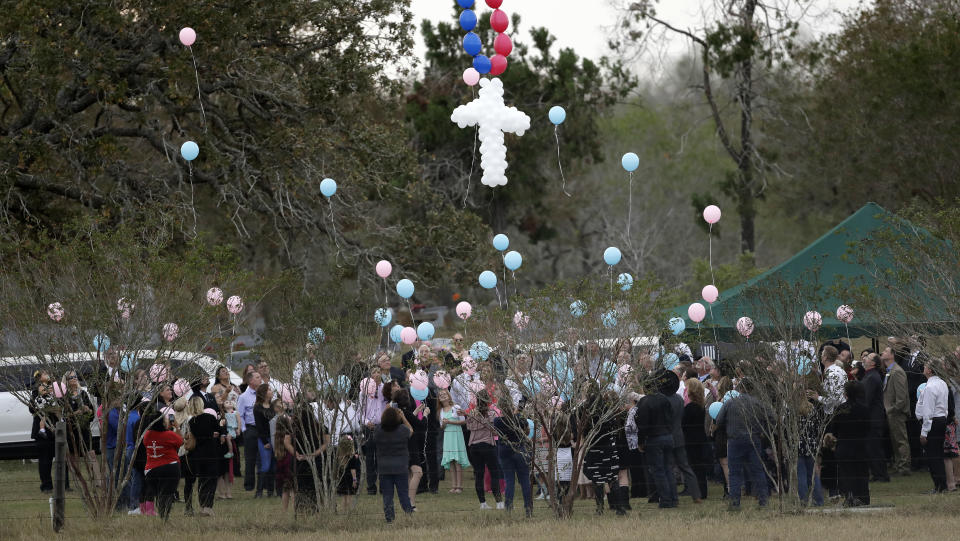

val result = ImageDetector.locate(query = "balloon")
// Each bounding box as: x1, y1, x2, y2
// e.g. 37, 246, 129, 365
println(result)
803, 311, 822, 332
722, 390, 740, 403
149, 363, 168, 383
469, 341, 490, 361
389, 324, 404, 344
206, 287, 223, 306
227, 295, 244, 314
485, 0, 502, 8
462, 32, 482, 56
492, 234, 509, 251
523, 375, 541, 395
173, 379, 190, 397
527, 418, 535, 439
459, 9, 477, 31
737, 316, 754, 337
617, 273, 633, 291
472, 54, 491, 74
462, 67, 480, 86
180, 141, 199, 161
47, 302, 64, 322
601, 310, 618, 328
359, 377, 379, 398
417, 322, 435, 341
599, 360, 618, 380
117, 297, 134, 319
162, 322, 179, 342
797, 357, 813, 376
489, 54, 507, 76
308, 327, 325, 344
375, 260, 392, 279
603, 246, 622, 266
688, 303, 706, 323
396, 279, 415, 299
513, 311, 530, 330
409, 370, 429, 391
617, 364, 632, 383
570, 300, 586, 318
330, 375, 351, 394
401, 327, 417, 345
434, 370, 451, 390
494, 33, 513, 57
462, 356, 477, 376
179, 27, 196, 47
548, 106, 566, 125
621, 152, 639, 172
456, 301, 472, 320
411, 386, 429, 401
546, 352, 568, 378
917, 382, 926, 399
702, 284, 719, 304
836, 305, 854, 324
319, 178, 337, 198
549, 396, 564, 409
479, 270, 497, 289
503, 250, 522, 271
669, 317, 686, 336
490, 9, 509, 32
93, 333, 111, 353
374, 308, 393, 327
661, 353, 679, 371
52, 381, 65, 398
708, 402, 723, 420
703, 205, 722, 225
457, 0, 475, 8
120, 353, 135, 372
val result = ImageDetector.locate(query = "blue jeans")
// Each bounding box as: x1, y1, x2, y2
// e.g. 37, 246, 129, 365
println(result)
728, 438, 768, 506
120, 447, 143, 510
797, 454, 823, 506
379, 473, 413, 522
498, 443, 533, 511
645, 434, 677, 508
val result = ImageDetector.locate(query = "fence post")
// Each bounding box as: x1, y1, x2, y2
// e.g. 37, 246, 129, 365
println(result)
53, 421, 66, 532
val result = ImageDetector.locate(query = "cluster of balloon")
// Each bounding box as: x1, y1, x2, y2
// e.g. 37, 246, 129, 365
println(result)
458, 0, 513, 80
736, 316, 754, 338
434, 370, 452, 390
451, 78, 530, 188
669, 317, 686, 336
173, 378, 191, 398
162, 322, 179, 342
409, 370, 430, 400
513, 311, 530, 330
548, 105, 571, 196
117, 297, 135, 320
618, 273, 633, 291
803, 311, 822, 332
416, 322, 435, 341
47, 302, 65, 322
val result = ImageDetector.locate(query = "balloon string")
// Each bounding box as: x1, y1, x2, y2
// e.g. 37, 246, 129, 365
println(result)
189, 46, 206, 132
555, 126, 571, 197
462, 87, 478, 208
327, 199, 342, 256
495, 285, 502, 310
707, 303, 719, 346
709, 223, 715, 286
406, 300, 415, 330
626, 171, 633, 247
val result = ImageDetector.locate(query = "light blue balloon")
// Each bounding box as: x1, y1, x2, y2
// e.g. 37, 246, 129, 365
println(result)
93, 333, 111, 353
600, 360, 618, 380
308, 327, 325, 344
661, 352, 679, 371
570, 300, 586, 318
546, 351, 569, 378
479, 270, 497, 289
120, 353, 135, 372
523, 376, 541, 395
493, 234, 509, 251
621, 152, 639, 172
411, 386, 429, 401
396, 279, 414, 299
603, 246, 622, 266
669, 317, 686, 336
708, 402, 723, 420
917, 382, 926, 399
602, 310, 618, 328
617, 273, 633, 291
527, 418, 535, 439
180, 141, 199, 161
797, 357, 813, 376
374, 308, 393, 327
503, 251, 522, 271
469, 341, 490, 361
329, 375, 350, 394
389, 324, 404, 344
548, 106, 566, 125
417, 322, 435, 341
320, 178, 337, 198
722, 390, 741, 403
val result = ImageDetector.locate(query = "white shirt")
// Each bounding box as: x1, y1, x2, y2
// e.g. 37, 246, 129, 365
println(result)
820, 363, 847, 414
916, 376, 949, 437
293, 358, 328, 390
451, 373, 480, 410
318, 400, 362, 445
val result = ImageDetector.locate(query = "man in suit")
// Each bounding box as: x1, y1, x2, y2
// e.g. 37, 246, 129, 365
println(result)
881, 347, 911, 475
902, 336, 928, 470
861, 353, 889, 481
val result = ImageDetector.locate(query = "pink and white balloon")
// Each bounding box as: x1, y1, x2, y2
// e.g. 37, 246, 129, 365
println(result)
617, 364, 633, 384
736, 316, 754, 337
52, 381, 65, 398
173, 378, 191, 397
701, 285, 719, 304
467, 379, 484, 398
409, 370, 429, 391
434, 370, 451, 390
117, 297, 134, 319
162, 322, 179, 342
688, 302, 706, 323
549, 395, 564, 409
206, 287, 224, 306
803, 311, 822, 332
47, 302, 64, 322
149, 363, 169, 383
462, 356, 477, 376
203, 408, 219, 419
179, 27, 196, 47
513, 311, 530, 330
360, 377, 379, 398
226, 295, 244, 314
703, 205, 722, 224
376, 260, 392, 279
400, 326, 417, 345
456, 301, 472, 320
836, 305, 854, 324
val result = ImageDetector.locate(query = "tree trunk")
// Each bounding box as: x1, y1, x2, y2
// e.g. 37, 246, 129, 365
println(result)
737, 0, 758, 254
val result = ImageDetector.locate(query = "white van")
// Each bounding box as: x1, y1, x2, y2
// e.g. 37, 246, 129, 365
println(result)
0, 350, 241, 459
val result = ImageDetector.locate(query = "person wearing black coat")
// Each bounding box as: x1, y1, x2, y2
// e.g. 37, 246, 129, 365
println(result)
832, 381, 871, 506
186, 402, 223, 516
682, 381, 711, 499
861, 354, 889, 482
30, 372, 66, 492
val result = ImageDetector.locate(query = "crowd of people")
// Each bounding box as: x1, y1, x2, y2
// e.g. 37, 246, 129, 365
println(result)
27, 333, 960, 523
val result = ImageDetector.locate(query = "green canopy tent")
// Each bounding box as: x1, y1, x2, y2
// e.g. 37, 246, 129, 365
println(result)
671, 203, 951, 342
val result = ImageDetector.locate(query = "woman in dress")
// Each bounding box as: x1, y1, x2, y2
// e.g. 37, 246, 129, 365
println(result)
581, 389, 624, 515
274, 414, 296, 511
187, 398, 222, 516
682, 378, 711, 499
438, 389, 469, 493
62, 370, 99, 481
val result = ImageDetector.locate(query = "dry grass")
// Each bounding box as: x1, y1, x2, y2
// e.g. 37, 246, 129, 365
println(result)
2, 459, 958, 541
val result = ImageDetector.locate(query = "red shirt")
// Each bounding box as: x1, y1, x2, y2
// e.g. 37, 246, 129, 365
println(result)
143, 430, 183, 471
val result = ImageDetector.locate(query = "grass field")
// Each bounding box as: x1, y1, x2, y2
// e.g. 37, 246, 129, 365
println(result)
1, 458, 958, 541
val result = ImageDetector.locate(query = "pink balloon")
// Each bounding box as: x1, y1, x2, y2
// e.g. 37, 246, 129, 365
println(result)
179, 27, 196, 47
701, 284, 719, 304
206, 287, 224, 306
467, 380, 484, 395
375, 260, 392, 279
803, 311, 822, 332
162, 322, 179, 342
836, 305, 854, 324
360, 377, 379, 397
400, 326, 417, 345
173, 378, 190, 397
513, 311, 530, 330
463, 67, 480, 86
47, 302, 64, 322
703, 205, 721, 225
227, 295, 244, 315
409, 370, 429, 391
52, 381, 65, 398
462, 356, 476, 376
456, 301, 472, 320
149, 363, 169, 383
203, 408, 219, 418
434, 370, 451, 390
688, 303, 706, 323
736, 316, 754, 337
117, 298, 135, 319
549, 395, 564, 409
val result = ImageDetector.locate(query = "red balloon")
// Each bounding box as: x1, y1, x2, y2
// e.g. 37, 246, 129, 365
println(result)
494, 33, 513, 57
490, 9, 509, 33
486, 0, 503, 8
490, 54, 507, 76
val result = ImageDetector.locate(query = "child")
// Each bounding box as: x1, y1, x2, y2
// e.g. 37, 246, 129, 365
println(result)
274, 415, 296, 512
223, 400, 238, 459
336, 436, 361, 511
438, 389, 469, 493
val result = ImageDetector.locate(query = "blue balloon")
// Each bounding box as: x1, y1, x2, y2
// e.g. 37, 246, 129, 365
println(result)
617, 273, 633, 291
661, 353, 679, 371
603, 246, 622, 266
396, 279, 414, 299
479, 270, 497, 289
523, 376, 541, 395
546, 351, 568, 376
411, 386, 429, 401
527, 418, 535, 439
308, 327, 325, 344
120, 353, 135, 372
463, 32, 482, 56
599, 360, 618, 380
570, 300, 586, 318
374, 308, 393, 327
181, 141, 199, 161
549, 106, 566, 125
469, 341, 490, 361
417, 322, 435, 341
722, 390, 741, 403
621, 152, 639, 172
329, 375, 350, 394
503, 251, 522, 271
708, 402, 723, 420
320, 178, 337, 198
459, 10, 477, 31
389, 324, 404, 344
456, 0, 474, 8
797, 357, 813, 376
93, 333, 110, 353
669, 317, 686, 336
473, 54, 491, 74
917, 382, 926, 399
492, 234, 509, 251
602, 310, 618, 328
